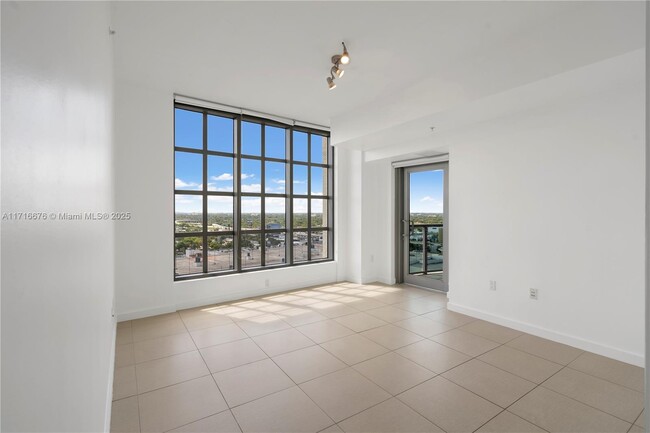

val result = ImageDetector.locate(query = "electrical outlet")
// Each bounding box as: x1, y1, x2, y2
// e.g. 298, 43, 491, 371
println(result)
489, 280, 497, 291
529, 288, 538, 300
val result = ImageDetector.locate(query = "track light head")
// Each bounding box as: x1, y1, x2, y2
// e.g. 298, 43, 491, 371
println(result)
327, 76, 336, 90
340, 42, 350, 65
331, 65, 344, 78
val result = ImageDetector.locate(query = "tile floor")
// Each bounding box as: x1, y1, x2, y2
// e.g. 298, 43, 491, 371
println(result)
111, 282, 645, 433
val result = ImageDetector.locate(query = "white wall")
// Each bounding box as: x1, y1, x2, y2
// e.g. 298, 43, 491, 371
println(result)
113, 70, 341, 321
447, 72, 645, 365
1, 2, 115, 431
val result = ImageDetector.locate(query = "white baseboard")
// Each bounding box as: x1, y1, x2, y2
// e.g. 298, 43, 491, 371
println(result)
447, 302, 644, 367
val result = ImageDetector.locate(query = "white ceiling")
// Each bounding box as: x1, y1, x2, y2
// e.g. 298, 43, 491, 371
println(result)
114, 1, 645, 154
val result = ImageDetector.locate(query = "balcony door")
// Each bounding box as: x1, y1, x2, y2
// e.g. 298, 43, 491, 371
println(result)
399, 163, 448, 291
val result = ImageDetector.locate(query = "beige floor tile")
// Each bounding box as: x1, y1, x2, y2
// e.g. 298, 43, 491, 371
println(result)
459, 320, 522, 343
320, 334, 389, 365
111, 396, 140, 433
117, 327, 134, 345
318, 425, 343, 433
396, 339, 470, 373
310, 302, 358, 319
282, 309, 328, 327
200, 339, 268, 373
365, 306, 416, 323
398, 376, 501, 433
509, 387, 630, 433
232, 386, 333, 433
300, 368, 390, 422
273, 345, 347, 383
135, 350, 209, 394
629, 425, 645, 433
543, 367, 644, 422
353, 352, 435, 395
431, 329, 500, 357
635, 409, 645, 428
569, 352, 644, 392
115, 343, 135, 368
338, 398, 444, 433
117, 320, 132, 330
213, 358, 294, 407
394, 295, 447, 315
235, 314, 292, 337
295, 320, 354, 344
132, 316, 188, 343
475, 411, 546, 433
179, 308, 234, 331
371, 292, 411, 305
442, 359, 536, 408
422, 309, 477, 327
190, 323, 248, 349
252, 328, 315, 357
360, 324, 422, 350
333, 312, 387, 332
133, 333, 196, 364
113, 365, 137, 400
346, 298, 388, 311
168, 410, 241, 432
138, 376, 227, 433
506, 334, 583, 365
394, 316, 454, 338
478, 345, 563, 384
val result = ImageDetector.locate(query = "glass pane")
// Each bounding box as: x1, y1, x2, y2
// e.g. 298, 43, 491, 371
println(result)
207, 155, 233, 192
241, 121, 261, 156
311, 230, 327, 260
311, 134, 328, 164
175, 151, 202, 191
241, 234, 261, 268
293, 165, 308, 195
265, 161, 285, 194
265, 125, 286, 159
241, 158, 261, 193
241, 197, 261, 230
207, 115, 233, 153
310, 167, 327, 196
175, 108, 203, 149
175, 194, 202, 233
426, 226, 443, 275
265, 197, 285, 229
409, 169, 444, 278
265, 233, 286, 265
208, 235, 234, 272
293, 198, 308, 229
311, 199, 327, 228
207, 196, 233, 232
292, 231, 308, 262
175, 236, 203, 276
409, 226, 424, 274
293, 131, 308, 162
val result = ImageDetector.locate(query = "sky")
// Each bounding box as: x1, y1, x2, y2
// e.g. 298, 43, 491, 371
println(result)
409, 170, 444, 213
174, 109, 325, 214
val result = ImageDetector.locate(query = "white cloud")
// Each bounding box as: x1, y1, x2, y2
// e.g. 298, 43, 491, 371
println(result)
293, 180, 305, 184
212, 173, 233, 181
241, 173, 255, 180
420, 196, 433, 202
274, 179, 286, 185
175, 178, 200, 189
241, 183, 261, 193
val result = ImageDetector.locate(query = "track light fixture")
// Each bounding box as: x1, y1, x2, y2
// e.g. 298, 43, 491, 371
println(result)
326, 42, 350, 90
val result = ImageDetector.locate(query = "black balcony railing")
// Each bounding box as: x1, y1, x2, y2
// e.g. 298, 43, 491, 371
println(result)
409, 223, 443, 275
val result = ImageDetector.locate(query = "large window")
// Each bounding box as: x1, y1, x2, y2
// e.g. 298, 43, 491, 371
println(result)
174, 103, 333, 279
